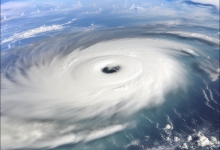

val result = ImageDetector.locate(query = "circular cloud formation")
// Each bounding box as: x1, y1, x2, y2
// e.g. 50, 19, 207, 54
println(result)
73, 55, 142, 86
2, 38, 187, 122
5, 30, 210, 149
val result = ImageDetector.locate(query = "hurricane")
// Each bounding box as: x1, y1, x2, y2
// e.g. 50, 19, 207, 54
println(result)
1, 0, 219, 150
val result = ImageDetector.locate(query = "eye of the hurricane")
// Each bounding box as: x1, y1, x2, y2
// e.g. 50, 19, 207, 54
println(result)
102, 65, 121, 74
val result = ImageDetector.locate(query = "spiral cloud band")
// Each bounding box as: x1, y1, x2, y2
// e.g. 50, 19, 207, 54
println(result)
2, 27, 218, 149
2, 38, 187, 120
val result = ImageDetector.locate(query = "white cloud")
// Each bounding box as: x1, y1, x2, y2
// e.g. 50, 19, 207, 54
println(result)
1, 15, 23, 22
129, 4, 145, 12
30, 9, 41, 14
166, 31, 219, 45
62, 18, 77, 25
1, 116, 127, 150
1, 25, 64, 44
72, 1, 82, 9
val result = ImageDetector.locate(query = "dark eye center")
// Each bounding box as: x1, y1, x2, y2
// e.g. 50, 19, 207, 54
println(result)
102, 66, 121, 74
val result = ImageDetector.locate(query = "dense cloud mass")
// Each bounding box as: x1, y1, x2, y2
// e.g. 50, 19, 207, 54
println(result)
1, 0, 219, 149
1, 27, 219, 149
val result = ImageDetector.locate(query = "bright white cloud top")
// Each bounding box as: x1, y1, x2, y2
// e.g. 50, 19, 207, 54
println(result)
1, 0, 219, 149
1, 38, 189, 149
2, 38, 188, 119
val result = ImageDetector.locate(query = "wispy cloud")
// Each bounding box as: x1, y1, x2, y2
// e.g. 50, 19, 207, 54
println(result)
1, 25, 64, 44
129, 4, 145, 12
72, 1, 82, 9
